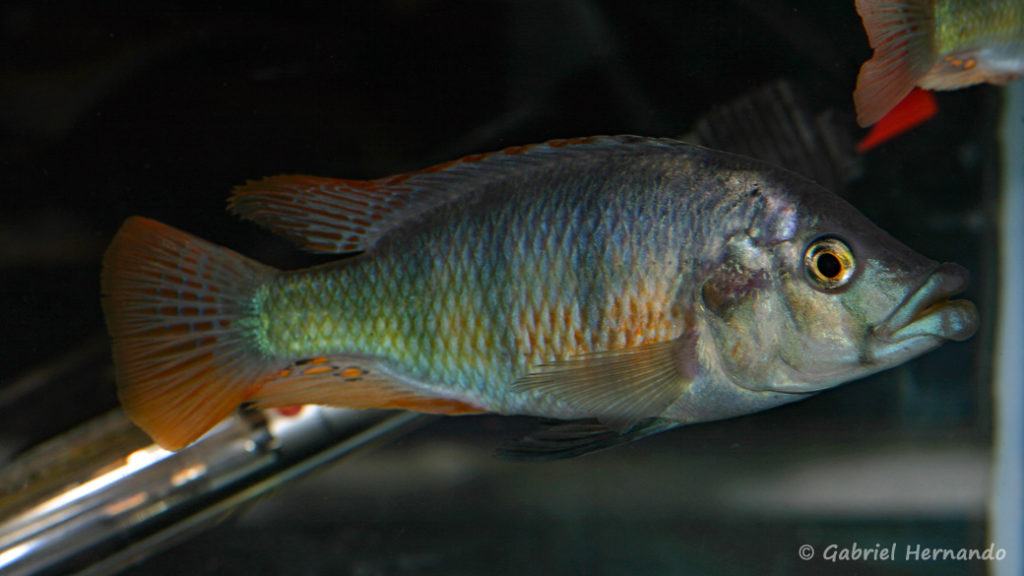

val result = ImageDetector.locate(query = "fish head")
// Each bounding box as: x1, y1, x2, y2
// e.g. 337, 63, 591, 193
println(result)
697, 182, 978, 398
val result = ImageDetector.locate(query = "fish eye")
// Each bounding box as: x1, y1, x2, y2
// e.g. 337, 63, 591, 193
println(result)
804, 237, 855, 290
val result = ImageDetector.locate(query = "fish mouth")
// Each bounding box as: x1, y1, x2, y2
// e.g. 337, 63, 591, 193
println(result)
872, 262, 978, 353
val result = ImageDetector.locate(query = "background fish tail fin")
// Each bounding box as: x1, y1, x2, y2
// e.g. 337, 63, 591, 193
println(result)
853, 0, 935, 126
101, 216, 277, 450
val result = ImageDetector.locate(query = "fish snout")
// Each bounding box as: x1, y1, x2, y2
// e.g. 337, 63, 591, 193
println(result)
874, 262, 979, 344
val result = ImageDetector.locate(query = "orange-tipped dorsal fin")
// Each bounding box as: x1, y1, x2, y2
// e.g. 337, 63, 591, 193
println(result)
853, 0, 936, 127
228, 136, 680, 254
101, 217, 278, 450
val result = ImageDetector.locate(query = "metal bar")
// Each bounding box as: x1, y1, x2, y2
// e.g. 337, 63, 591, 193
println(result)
0, 406, 430, 576
991, 82, 1024, 576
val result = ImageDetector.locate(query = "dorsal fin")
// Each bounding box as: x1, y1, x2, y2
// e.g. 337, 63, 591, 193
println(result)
228, 136, 682, 254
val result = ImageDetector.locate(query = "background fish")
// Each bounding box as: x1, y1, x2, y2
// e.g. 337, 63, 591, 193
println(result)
854, 0, 1024, 127
101, 136, 978, 459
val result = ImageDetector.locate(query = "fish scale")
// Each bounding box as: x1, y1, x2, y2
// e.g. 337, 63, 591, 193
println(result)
250, 167, 687, 410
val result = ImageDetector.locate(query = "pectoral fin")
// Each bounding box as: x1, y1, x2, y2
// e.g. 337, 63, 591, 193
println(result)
497, 418, 680, 461
510, 336, 696, 432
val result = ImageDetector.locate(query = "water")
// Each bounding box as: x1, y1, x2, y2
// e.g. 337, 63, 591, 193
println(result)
0, 2, 1009, 575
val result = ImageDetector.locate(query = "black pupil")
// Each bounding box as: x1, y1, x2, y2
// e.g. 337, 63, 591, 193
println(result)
816, 252, 842, 278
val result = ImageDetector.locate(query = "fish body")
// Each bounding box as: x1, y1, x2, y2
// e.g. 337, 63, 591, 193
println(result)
102, 136, 978, 457
854, 0, 1024, 126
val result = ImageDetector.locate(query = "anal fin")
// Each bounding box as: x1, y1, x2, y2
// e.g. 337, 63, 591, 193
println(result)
252, 356, 486, 416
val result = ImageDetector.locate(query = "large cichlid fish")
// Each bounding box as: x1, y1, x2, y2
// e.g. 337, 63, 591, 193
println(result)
101, 136, 978, 459
854, 0, 1024, 126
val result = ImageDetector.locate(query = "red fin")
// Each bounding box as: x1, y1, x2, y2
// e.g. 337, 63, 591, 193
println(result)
253, 356, 486, 415
101, 217, 277, 450
857, 87, 938, 152
229, 136, 678, 254
853, 0, 935, 127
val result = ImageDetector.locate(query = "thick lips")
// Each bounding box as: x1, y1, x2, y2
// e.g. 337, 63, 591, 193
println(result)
874, 262, 979, 344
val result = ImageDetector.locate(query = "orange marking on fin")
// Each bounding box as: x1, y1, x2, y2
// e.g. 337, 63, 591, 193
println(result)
421, 159, 458, 173
310, 356, 329, 364
374, 396, 487, 415
857, 88, 938, 153
302, 365, 333, 376
547, 137, 593, 148
340, 367, 363, 379
275, 405, 303, 417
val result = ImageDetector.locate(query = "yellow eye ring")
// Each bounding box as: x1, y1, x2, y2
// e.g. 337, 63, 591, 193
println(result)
804, 237, 855, 290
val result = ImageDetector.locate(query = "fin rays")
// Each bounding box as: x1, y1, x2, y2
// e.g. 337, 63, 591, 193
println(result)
512, 338, 696, 432
498, 418, 681, 461
854, 0, 936, 126
102, 217, 277, 450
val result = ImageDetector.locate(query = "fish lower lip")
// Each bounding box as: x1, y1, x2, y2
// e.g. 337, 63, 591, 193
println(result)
874, 262, 978, 343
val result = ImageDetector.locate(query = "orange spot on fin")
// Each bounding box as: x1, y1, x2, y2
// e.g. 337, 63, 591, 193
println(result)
857, 88, 938, 153
340, 366, 364, 379
302, 365, 333, 376
101, 217, 278, 451
253, 357, 486, 416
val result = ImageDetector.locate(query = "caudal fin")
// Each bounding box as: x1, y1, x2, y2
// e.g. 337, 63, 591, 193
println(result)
101, 217, 276, 450
853, 0, 935, 127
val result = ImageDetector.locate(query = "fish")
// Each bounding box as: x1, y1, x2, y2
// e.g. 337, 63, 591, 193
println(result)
853, 0, 1024, 127
101, 136, 979, 459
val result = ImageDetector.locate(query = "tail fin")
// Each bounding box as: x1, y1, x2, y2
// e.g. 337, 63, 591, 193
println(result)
853, 0, 935, 127
101, 217, 277, 450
